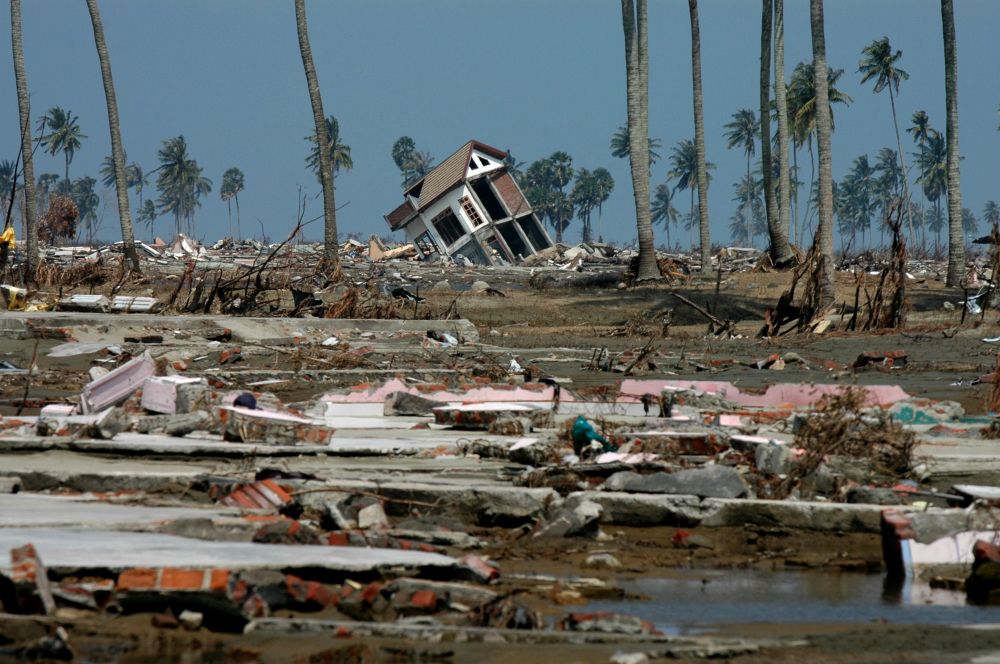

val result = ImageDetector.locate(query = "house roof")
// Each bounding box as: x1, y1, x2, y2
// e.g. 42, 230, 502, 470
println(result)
405, 141, 508, 213
384, 198, 416, 231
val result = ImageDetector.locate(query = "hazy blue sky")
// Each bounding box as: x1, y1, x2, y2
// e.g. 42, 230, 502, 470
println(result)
2, 1, 997, 249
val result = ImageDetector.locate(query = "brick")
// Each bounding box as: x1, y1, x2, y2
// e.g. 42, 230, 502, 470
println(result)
160, 568, 206, 590
117, 568, 158, 590
209, 570, 230, 591
409, 590, 438, 611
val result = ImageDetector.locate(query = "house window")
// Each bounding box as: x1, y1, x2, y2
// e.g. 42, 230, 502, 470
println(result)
469, 158, 480, 171
459, 196, 485, 228
414, 231, 442, 257
430, 208, 467, 246
485, 234, 512, 264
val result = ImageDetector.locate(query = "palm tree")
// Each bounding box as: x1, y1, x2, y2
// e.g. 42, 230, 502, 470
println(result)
11, 0, 39, 272
907, 110, 933, 249
732, 173, 766, 246
874, 147, 903, 241
724, 109, 760, 247
220, 167, 245, 240
549, 152, 574, 192
651, 182, 680, 249
593, 167, 615, 242
305, 115, 353, 180
392, 136, 417, 187
962, 207, 978, 242
621, 0, 659, 281
38, 107, 87, 186
916, 131, 947, 249
295, 0, 338, 269
786, 61, 852, 248
667, 139, 716, 251
71, 176, 99, 243
811, 0, 835, 306
86, 0, 138, 270
137, 199, 156, 242
0, 161, 16, 203
154, 135, 212, 237
571, 167, 600, 243
843, 155, 877, 248
858, 37, 914, 249
758, 0, 793, 267
406, 151, 435, 186
773, 0, 792, 255
609, 124, 662, 167
941, 0, 963, 285
983, 200, 1000, 230
688, 0, 712, 269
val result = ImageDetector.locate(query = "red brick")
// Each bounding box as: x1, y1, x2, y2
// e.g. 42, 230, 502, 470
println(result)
209, 569, 230, 591
409, 590, 438, 611
160, 568, 205, 590
117, 568, 157, 590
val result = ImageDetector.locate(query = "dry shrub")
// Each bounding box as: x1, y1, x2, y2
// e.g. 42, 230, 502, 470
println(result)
323, 285, 398, 319
39, 196, 78, 245
772, 386, 916, 499
36, 258, 109, 289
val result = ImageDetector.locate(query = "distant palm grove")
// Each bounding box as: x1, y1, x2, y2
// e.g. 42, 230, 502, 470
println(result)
0, 0, 984, 287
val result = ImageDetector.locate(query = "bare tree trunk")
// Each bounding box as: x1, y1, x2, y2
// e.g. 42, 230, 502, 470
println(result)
887, 87, 914, 249
689, 0, 712, 271
295, 0, 340, 272
810, 0, 835, 307
10, 0, 38, 275
760, 0, 790, 266
622, 0, 658, 281
86, 0, 139, 273
774, 0, 793, 251
942, 0, 963, 286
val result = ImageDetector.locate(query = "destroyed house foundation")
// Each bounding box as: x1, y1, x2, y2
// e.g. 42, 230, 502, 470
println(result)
384, 140, 552, 266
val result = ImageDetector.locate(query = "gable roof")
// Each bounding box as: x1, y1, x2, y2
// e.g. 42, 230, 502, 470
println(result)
405, 140, 508, 213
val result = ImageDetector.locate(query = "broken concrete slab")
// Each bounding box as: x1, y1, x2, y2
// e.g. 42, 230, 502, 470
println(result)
0, 527, 458, 578
79, 356, 154, 414
604, 466, 751, 499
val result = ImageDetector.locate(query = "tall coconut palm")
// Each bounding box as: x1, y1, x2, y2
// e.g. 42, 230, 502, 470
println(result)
0, 161, 16, 207
154, 135, 212, 237
38, 107, 87, 186
86, 0, 138, 270
305, 115, 353, 180
810, 0, 835, 306
724, 109, 760, 246
874, 147, 903, 237
786, 61, 852, 247
621, 0, 659, 281
688, 0, 712, 270
907, 110, 933, 249
137, 199, 156, 242
651, 182, 680, 249
941, 0, 963, 285
858, 37, 914, 249
984, 201, 1000, 230
10, 0, 38, 272
916, 130, 947, 243
220, 168, 245, 240
758, 0, 792, 266
667, 138, 715, 250
773, 0, 792, 254
593, 167, 615, 242
72, 176, 99, 243
295, 0, 338, 270
609, 124, 662, 167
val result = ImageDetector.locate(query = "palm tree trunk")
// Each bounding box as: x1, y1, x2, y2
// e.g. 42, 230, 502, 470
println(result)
759, 0, 790, 266
598, 200, 603, 243
810, 0, 836, 307
773, 0, 793, 252
295, 0, 340, 272
792, 142, 799, 244
746, 157, 752, 244
86, 0, 139, 273
688, 0, 711, 271
10, 0, 38, 274
235, 193, 242, 240
621, 0, 657, 280
942, 0, 963, 286
887, 86, 914, 251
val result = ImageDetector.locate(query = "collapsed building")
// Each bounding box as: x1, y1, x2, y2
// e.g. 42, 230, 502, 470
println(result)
383, 140, 553, 265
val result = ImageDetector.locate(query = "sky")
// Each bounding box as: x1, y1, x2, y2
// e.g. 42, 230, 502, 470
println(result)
2, 0, 997, 250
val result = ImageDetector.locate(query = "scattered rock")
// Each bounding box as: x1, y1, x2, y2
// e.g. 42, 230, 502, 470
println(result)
431, 280, 451, 291
357, 502, 389, 530
471, 281, 490, 292
610, 652, 649, 664
942, 301, 956, 311
177, 610, 203, 631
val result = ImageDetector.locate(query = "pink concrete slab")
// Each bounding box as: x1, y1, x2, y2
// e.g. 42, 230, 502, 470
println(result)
617, 380, 910, 408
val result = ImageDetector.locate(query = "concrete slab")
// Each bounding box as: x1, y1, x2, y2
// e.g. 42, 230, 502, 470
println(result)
0, 527, 457, 575
0, 493, 232, 527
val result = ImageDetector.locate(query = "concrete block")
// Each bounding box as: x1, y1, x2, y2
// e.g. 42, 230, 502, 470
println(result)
79, 356, 155, 414
358, 503, 389, 530
605, 466, 750, 499
141, 376, 208, 414
755, 443, 792, 475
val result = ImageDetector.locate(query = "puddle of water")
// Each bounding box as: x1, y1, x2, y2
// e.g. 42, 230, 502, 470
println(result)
588, 569, 1000, 636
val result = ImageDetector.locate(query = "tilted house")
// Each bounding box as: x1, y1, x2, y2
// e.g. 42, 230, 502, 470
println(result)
383, 141, 553, 265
